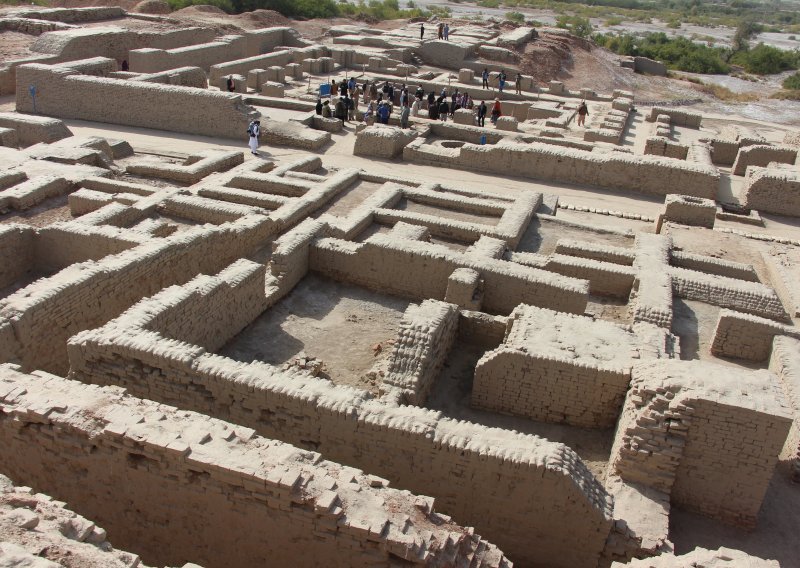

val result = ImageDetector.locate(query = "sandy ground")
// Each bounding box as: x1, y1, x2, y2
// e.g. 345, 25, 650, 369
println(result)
219, 274, 409, 394
0, 195, 72, 227
670, 462, 800, 567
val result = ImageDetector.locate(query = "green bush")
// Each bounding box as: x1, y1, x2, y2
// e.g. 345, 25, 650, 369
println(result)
730, 43, 800, 74
595, 32, 730, 74
783, 71, 800, 89
556, 15, 593, 38
506, 11, 525, 24
477, 0, 501, 6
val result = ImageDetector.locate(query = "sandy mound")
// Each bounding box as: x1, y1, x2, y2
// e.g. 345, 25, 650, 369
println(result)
132, 0, 171, 14
237, 9, 289, 26
173, 4, 227, 15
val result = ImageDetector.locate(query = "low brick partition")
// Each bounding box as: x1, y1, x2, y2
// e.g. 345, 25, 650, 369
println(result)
743, 165, 800, 218
311, 232, 589, 316
354, 124, 419, 158
473, 306, 676, 428
732, 144, 797, 176
663, 194, 716, 228
0, 365, 511, 568
646, 107, 702, 128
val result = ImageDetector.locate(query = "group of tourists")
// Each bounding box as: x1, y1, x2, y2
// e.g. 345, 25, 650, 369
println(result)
419, 22, 451, 40
249, 66, 589, 154
481, 68, 524, 95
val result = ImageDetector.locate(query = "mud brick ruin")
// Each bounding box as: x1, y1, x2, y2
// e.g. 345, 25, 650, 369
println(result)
1, 5, 799, 568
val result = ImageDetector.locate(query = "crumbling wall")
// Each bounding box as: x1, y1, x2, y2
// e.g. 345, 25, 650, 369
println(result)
732, 144, 797, 176
0, 112, 72, 146
143, 260, 268, 352
382, 299, 459, 404
66, 335, 612, 567
0, 224, 35, 290
473, 306, 674, 428
0, 472, 163, 568
710, 309, 799, 362
0, 365, 510, 568
769, 335, 800, 479
609, 360, 792, 528
742, 165, 800, 217
16, 61, 258, 140
34, 222, 147, 273
670, 267, 787, 322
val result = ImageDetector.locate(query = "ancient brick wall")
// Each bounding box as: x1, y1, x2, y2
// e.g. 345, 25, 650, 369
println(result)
0, 366, 510, 568
16, 62, 258, 140
383, 299, 459, 404
0, 224, 35, 290
310, 234, 589, 315
732, 144, 797, 176
609, 360, 792, 528
66, 268, 613, 566
743, 165, 800, 218
129, 35, 247, 73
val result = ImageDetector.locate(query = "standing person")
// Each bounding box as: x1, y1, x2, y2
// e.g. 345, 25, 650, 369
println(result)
437, 22, 443, 39
339, 80, 347, 97
577, 101, 589, 126
226, 76, 235, 92
490, 98, 502, 124
348, 76, 356, 93
427, 90, 435, 111
498, 70, 506, 93
482, 68, 489, 89
363, 80, 370, 102
345, 95, 354, 122
438, 97, 449, 121
516, 73, 523, 95
388, 82, 395, 103
400, 102, 410, 128
363, 101, 374, 123
331, 79, 337, 95
428, 99, 441, 120
420, 23, 425, 40
370, 81, 378, 102
444, 23, 450, 40
477, 100, 487, 127
411, 97, 420, 117
315, 98, 323, 115
335, 97, 346, 125
399, 88, 407, 108
247, 119, 260, 155
378, 101, 391, 124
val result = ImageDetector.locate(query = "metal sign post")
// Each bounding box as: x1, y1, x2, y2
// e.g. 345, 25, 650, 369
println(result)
28, 85, 37, 113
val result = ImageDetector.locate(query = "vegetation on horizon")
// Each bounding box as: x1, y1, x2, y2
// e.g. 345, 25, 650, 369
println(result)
473, 0, 800, 32
165, 0, 451, 20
